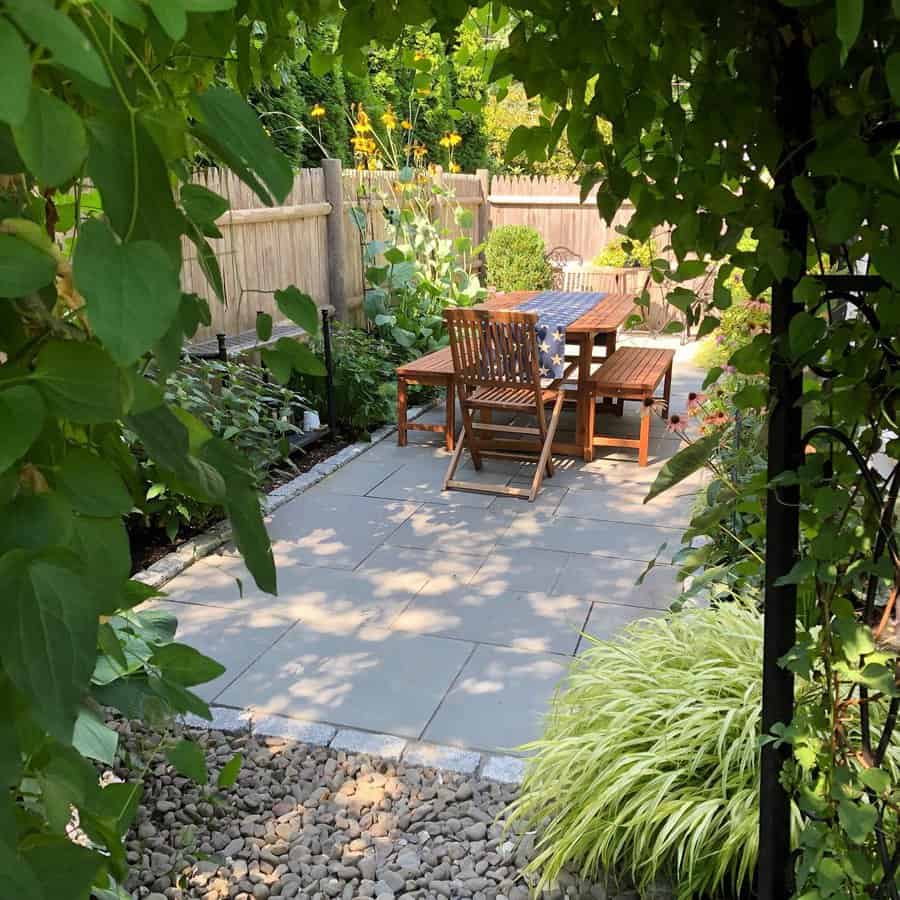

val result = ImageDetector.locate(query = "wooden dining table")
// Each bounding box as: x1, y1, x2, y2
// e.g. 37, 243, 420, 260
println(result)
479, 290, 637, 460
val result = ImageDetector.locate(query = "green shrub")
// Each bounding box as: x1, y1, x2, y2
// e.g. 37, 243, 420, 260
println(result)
592, 237, 655, 268
294, 325, 397, 438
507, 602, 795, 899
484, 225, 553, 291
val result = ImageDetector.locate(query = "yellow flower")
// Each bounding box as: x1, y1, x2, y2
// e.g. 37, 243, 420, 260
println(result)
414, 50, 431, 62
353, 104, 372, 133
356, 162, 365, 171
449, 162, 461, 173
310, 104, 326, 119
401, 119, 412, 131
427, 163, 438, 175
448, 131, 462, 147
439, 134, 451, 148
381, 107, 397, 130
367, 157, 382, 170
416, 87, 431, 96
412, 142, 428, 160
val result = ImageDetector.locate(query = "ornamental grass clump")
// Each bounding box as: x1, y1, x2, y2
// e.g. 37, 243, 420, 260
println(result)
506, 601, 792, 899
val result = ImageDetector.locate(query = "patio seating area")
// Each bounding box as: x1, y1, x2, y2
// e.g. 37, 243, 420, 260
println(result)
152, 338, 705, 755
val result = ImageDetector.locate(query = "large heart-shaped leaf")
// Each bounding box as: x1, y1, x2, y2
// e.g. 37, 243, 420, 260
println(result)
0, 385, 45, 473
275, 286, 319, 334
0, 19, 31, 127
166, 739, 208, 783
74, 219, 181, 365
0, 232, 58, 298
33, 340, 128, 423
0, 550, 99, 742
57, 447, 132, 518
644, 432, 720, 503
13, 88, 88, 187
6, 0, 110, 87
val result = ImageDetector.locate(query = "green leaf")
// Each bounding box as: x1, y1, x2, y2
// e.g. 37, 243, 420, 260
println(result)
824, 182, 863, 244
181, 183, 228, 235
0, 550, 99, 742
33, 340, 128, 424
256, 312, 273, 342
149, 0, 187, 40
838, 799, 877, 843
22, 837, 106, 900
70, 516, 131, 613
0, 232, 58, 298
0, 385, 45, 473
272, 337, 327, 377
129, 607, 178, 644
74, 219, 181, 366
260, 347, 292, 385
274, 286, 319, 334
166, 738, 208, 783
199, 437, 276, 594
0, 19, 31, 126
93, 0, 147, 27
72, 706, 119, 764
6, 0, 110, 87
775, 557, 816, 586
0, 492, 73, 555
733, 383, 767, 409
217, 752, 242, 788
186, 226, 225, 302
57, 447, 132, 517
192, 86, 293, 206
835, 0, 863, 63
13, 87, 88, 187
0, 841, 42, 900
858, 767, 890, 794
789, 311, 827, 360
310, 50, 335, 77
887, 53, 900, 104
151, 642, 226, 687
645, 433, 720, 503
871, 244, 900, 289
86, 115, 184, 264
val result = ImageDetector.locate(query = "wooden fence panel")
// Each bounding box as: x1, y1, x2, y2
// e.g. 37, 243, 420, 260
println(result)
184, 168, 330, 343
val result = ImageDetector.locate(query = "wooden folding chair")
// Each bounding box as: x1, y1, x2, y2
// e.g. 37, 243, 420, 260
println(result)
442, 308, 566, 502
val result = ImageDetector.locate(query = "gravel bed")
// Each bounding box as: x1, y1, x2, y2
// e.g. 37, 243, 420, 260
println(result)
113, 721, 649, 900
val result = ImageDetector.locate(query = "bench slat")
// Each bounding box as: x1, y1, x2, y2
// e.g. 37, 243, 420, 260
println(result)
591, 347, 674, 394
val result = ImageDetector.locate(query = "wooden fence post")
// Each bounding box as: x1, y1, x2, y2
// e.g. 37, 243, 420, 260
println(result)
322, 158, 347, 320
476, 167, 491, 251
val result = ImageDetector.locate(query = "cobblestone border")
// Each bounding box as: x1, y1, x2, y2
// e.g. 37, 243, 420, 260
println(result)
182, 706, 526, 785
134, 404, 435, 590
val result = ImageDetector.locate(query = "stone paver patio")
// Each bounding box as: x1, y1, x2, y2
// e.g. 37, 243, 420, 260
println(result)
155, 341, 705, 755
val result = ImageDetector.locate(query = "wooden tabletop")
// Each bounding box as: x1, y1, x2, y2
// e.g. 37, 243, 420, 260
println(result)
483, 290, 636, 334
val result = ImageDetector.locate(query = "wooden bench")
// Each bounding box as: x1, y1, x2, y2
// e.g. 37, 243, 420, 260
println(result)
586, 347, 674, 466
396, 347, 456, 451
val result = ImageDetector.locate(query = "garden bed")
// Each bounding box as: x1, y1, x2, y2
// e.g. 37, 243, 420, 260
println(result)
128, 434, 354, 574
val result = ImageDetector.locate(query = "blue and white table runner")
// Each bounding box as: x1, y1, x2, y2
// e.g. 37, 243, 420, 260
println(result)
517, 291, 607, 378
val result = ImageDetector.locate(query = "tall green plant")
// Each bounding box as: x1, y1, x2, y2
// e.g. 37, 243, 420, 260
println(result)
0, 2, 325, 895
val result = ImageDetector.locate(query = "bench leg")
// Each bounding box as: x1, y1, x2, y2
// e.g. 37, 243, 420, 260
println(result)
585, 395, 596, 463
445, 381, 455, 452
663, 363, 673, 414
397, 377, 408, 447
639, 405, 651, 467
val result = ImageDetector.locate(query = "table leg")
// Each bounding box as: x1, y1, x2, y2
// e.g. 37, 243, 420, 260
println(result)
397, 377, 408, 446
576, 335, 594, 461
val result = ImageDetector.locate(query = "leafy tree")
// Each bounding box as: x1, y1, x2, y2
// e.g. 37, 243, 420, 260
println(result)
0, 2, 324, 895
337, 0, 900, 894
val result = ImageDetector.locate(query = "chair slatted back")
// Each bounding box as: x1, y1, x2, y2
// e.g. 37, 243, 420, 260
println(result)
444, 308, 542, 391
562, 265, 621, 294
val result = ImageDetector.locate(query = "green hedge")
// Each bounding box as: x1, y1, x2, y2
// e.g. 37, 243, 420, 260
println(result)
483, 225, 553, 291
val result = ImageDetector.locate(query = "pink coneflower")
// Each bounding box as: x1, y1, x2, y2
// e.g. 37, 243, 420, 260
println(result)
687, 391, 707, 411
703, 410, 730, 428
640, 396, 661, 418
724, 365, 736, 375
715, 334, 726, 345
666, 414, 687, 433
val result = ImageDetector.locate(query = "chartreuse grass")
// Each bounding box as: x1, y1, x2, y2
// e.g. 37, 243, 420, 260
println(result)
506, 602, 795, 899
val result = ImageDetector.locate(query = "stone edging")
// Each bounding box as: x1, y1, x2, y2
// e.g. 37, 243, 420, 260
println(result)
183, 706, 526, 786
134, 404, 434, 590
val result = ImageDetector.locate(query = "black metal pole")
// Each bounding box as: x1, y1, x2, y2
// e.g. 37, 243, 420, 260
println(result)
758, 8, 812, 898
322, 308, 337, 435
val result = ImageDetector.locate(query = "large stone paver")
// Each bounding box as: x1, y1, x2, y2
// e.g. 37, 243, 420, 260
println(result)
164, 554, 419, 631
498, 508, 683, 561
556, 479, 697, 528
468, 547, 570, 594
367, 457, 512, 508
386, 504, 519, 554
253, 493, 419, 569
578, 601, 664, 647
393, 584, 590, 655
216, 627, 473, 739
153, 600, 296, 701
555, 555, 682, 610
423, 645, 568, 751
